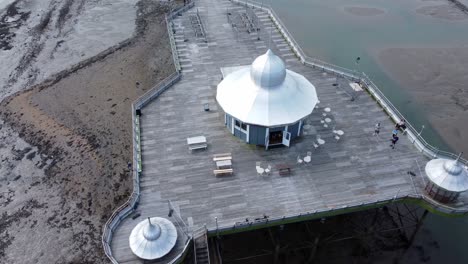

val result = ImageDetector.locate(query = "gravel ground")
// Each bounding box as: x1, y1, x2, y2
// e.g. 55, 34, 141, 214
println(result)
0, 0, 175, 263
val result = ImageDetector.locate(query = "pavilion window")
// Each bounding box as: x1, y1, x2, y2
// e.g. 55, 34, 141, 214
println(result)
235, 120, 247, 131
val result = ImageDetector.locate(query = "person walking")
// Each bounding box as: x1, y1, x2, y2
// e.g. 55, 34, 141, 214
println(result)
373, 122, 381, 136
390, 134, 399, 149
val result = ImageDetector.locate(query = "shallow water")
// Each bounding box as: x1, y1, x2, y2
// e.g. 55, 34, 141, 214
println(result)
271, 0, 468, 151
269, 0, 468, 262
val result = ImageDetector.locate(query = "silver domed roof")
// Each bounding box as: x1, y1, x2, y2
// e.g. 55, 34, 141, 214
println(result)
250, 49, 286, 87
425, 158, 468, 192
129, 217, 178, 260
217, 50, 319, 127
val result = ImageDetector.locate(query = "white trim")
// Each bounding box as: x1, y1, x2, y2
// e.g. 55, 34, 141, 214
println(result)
282, 131, 291, 147
234, 119, 248, 133
234, 118, 249, 142
246, 125, 250, 143
298, 120, 302, 137
284, 125, 289, 133
231, 116, 235, 134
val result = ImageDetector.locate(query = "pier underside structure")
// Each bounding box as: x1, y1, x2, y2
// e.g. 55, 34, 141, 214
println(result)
212, 203, 429, 264
104, 0, 468, 263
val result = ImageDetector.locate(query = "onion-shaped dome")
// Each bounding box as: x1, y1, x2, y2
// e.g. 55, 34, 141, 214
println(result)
250, 49, 287, 87
425, 158, 468, 192
217, 49, 318, 127
129, 217, 178, 260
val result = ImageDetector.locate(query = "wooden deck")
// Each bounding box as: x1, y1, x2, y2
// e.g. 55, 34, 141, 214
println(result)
109, 0, 445, 262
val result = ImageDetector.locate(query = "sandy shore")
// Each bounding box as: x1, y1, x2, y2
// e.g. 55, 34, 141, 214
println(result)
376, 46, 468, 155
0, 0, 174, 262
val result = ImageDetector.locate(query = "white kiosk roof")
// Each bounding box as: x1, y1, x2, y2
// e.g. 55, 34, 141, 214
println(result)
425, 158, 468, 192
129, 217, 178, 260
216, 50, 318, 127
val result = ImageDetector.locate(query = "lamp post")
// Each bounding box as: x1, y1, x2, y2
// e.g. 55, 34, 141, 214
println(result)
413, 125, 425, 143
418, 125, 425, 137
355, 56, 362, 83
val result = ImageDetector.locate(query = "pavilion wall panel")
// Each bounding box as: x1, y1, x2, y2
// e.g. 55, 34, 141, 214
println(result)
248, 125, 266, 145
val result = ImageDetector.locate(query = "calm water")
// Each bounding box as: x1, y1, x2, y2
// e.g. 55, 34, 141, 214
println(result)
269, 0, 468, 262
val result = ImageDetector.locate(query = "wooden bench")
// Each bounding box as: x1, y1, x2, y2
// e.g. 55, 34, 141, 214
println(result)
213, 153, 232, 162
276, 164, 292, 176
213, 168, 233, 176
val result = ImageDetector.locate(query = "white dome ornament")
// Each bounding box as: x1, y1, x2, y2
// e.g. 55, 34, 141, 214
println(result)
129, 217, 178, 260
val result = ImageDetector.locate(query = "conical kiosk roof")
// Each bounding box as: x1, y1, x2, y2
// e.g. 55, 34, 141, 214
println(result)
425, 158, 468, 192
129, 217, 178, 260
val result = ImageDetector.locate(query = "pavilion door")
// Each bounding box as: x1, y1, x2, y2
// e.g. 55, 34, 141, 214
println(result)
282, 131, 291, 147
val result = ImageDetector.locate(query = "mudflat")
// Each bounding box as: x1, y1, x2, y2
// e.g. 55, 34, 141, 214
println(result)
376, 47, 468, 155
416, 4, 468, 21
344, 6, 385, 17
0, 0, 174, 262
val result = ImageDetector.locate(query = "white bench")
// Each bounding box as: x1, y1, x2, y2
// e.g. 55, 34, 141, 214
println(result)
187, 136, 207, 151
213, 168, 233, 176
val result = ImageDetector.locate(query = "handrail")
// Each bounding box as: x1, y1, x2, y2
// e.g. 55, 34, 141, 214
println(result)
102, 1, 468, 262
231, 0, 467, 167
208, 191, 468, 237
101, 2, 195, 263
166, 15, 181, 72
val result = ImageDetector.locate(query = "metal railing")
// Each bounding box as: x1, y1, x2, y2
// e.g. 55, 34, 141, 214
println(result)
228, 0, 468, 216
102, 1, 468, 262
230, 0, 467, 167
208, 191, 467, 238
167, 15, 181, 72
101, 3, 194, 264
167, 2, 195, 72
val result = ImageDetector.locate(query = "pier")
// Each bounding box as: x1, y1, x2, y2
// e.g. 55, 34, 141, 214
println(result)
103, 0, 468, 263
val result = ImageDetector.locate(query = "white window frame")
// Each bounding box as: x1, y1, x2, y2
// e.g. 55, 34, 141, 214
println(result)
234, 120, 248, 133
234, 119, 249, 142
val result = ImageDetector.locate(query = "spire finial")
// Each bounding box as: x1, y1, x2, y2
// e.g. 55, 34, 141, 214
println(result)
456, 152, 464, 163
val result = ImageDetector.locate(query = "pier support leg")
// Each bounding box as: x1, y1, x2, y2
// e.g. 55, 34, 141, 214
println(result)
268, 228, 281, 264
306, 235, 320, 263
407, 209, 428, 248
394, 209, 429, 262
303, 221, 321, 263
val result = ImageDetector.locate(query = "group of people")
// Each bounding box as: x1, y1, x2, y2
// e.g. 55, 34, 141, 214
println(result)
373, 119, 406, 149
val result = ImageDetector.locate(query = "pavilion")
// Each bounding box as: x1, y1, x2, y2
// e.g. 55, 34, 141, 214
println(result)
216, 49, 318, 149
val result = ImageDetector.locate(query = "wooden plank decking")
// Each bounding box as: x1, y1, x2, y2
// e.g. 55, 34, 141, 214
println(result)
110, 0, 435, 262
